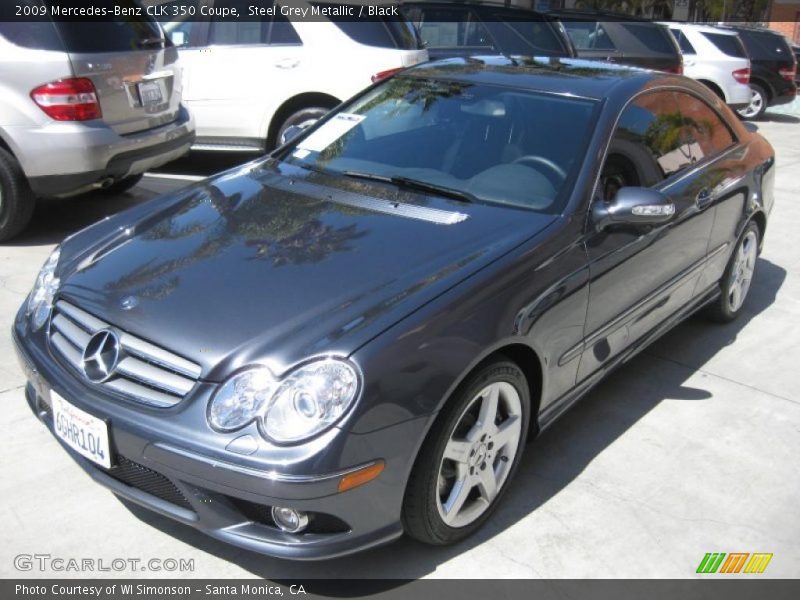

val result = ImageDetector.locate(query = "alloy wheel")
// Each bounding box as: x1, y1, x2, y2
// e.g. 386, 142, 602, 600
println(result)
739, 88, 764, 119
727, 230, 757, 312
436, 381, 523, 528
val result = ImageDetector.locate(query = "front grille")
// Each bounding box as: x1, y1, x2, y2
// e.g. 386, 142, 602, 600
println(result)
48, 300, 202, 408
106, 455, 193, 511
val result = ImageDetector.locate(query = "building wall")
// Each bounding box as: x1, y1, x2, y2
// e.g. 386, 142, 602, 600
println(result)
769, 1, 800, 44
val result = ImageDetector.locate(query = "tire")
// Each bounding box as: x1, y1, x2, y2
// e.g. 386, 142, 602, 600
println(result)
104, 173, 144, 195
705, 221, 760, 323
736, 84, 768, 120
274, 106, 332, 149
402, 357, 531, 545
0, 147, 35, 242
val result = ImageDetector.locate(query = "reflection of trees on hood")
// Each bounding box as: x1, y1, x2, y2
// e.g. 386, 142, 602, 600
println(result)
103, 179, 368, 297
246, 221, 367, 267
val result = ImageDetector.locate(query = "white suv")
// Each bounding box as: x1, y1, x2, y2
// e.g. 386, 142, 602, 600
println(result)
663, 23, 751, 109
157, 0, 428, 152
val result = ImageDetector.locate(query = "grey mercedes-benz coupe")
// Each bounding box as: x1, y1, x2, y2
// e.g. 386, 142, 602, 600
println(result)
13, 57, 774, 559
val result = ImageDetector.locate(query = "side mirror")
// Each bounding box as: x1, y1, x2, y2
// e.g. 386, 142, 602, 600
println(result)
593, 187, 675, 231
281, 124, 305, 145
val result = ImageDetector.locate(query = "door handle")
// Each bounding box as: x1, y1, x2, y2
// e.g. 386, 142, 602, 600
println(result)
695, 188, 713, 210
275, 58, 300, 70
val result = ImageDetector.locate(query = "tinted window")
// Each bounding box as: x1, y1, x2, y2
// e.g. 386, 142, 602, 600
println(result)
283, 78, 597, 213
739, 29, 792, 61
621, 23, 675, 54
483, 17, 566, 55
209, 0, 301, 45
561, 21, 615, 51
413, 8, 493, 49
53, 1, 165, 53
0, 20, 63, 51
319, 4, 422, 49
674, 93, 735, 162
611, 92, 694, 188
670, 28, 696, 54
703, 32, 747, 58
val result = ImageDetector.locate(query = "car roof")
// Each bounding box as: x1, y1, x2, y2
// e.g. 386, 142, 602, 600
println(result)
400, 55, 663, 101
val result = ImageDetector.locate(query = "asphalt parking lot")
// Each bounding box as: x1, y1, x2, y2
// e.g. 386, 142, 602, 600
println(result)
1, 111, 799, 579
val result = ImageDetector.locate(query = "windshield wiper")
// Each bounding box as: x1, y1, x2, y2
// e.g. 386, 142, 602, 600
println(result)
342, 170, 477, 204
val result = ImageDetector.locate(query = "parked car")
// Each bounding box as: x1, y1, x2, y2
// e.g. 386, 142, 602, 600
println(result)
399, 1, 574, 60
547, 10, 682, 73
722, 25, 797, 119
0, 3, 195, 242
156, 0, 427, 152
14, 56, 774, 559
663, 22, 751, 109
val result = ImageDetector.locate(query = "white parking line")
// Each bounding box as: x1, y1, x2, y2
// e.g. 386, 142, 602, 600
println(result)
143, 173, 206, 182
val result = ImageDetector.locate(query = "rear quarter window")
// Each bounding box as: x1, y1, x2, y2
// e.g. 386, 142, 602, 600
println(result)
316, 3, 422, 49
740, 30, 793, 61
484, 16, 567, 55
620, 23, 676, 55
670, 28, 696, 54
703, 32, 747, 58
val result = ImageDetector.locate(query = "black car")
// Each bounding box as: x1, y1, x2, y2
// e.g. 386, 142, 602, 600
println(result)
14, 57, 774, 559
400, 1, 575, 60
548, 10, 683, 74
725, 26, 798, 119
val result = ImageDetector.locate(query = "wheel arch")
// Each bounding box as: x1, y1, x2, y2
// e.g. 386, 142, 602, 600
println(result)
749, 77, 773, 102
266, 92, 341, 149
697, 79, 725, 102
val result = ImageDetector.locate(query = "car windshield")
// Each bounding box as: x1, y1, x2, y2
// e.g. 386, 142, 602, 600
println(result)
281, 76, 597, 213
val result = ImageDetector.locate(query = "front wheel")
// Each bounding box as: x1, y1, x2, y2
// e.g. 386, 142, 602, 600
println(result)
402, 358, 530, 545
737, 84, 768, 120
706, 221, 760, 322
275, 106, 332, 148
0, 147, 35, 242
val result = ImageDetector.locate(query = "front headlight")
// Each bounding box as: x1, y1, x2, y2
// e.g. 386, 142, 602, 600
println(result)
207, 359, 360, 444
26, 246, 61, 331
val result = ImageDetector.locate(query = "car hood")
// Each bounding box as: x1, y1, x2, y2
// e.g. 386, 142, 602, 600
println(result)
58, 162, 556, 380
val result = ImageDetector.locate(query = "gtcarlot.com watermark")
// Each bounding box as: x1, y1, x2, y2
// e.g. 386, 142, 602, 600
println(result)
14, 553, 194, 573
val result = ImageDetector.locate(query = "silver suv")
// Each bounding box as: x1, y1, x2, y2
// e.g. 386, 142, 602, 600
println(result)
0, 8, 195, 241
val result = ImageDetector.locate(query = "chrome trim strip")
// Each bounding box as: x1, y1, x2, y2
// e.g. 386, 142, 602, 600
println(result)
56, 301, 108, 333
119, 332, 202, 379
104, 379, 180, 409
115, 356, 196, 396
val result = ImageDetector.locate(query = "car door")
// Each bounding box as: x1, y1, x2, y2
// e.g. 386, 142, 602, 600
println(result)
577, 90, 720, 382
173, 0, 303, 145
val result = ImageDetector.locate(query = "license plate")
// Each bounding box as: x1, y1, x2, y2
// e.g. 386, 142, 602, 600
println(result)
51, 391, 111, 469
138, 80, 164, 106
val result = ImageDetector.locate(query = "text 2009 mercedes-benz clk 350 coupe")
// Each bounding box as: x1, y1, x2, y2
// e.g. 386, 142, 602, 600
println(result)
13, 57, 774, 559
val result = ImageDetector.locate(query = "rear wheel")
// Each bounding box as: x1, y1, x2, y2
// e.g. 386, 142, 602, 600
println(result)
737, 84, 768, 120
706, 222, 760, 322
0, 147, 35, 242
403, 358, 530, 545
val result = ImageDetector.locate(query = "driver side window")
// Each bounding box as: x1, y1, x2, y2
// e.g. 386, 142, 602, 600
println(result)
600, 91, 694, 201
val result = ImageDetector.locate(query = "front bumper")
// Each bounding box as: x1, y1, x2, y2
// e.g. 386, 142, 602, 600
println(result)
9, 106, 195, 198
13, 316, 425, 560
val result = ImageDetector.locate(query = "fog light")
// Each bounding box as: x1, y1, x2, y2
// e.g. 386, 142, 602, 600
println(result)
271, 506, 309, 533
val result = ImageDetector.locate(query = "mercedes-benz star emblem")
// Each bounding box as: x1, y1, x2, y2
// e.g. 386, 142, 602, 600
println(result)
81, 330, 121, 383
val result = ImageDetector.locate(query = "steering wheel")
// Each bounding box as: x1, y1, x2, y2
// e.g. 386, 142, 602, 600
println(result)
512, 155, 567, 182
